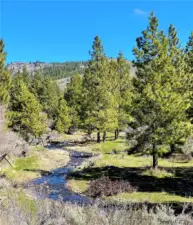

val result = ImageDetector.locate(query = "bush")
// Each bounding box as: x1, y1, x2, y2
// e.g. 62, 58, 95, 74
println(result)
85, 176, 137, 197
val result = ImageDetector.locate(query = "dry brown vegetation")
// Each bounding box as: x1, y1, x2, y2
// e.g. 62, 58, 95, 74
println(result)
0, 131, 28, 157
0, 186, 192, 225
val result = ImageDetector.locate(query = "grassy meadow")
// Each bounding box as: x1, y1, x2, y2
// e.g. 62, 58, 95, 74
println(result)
66, 132, 193, 204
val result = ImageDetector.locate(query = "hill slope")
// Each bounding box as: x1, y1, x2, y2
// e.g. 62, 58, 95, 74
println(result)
7, 60, 136, 90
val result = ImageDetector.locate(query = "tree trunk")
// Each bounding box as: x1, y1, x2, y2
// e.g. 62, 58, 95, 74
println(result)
97, 132, 101, 143
103, 131, 106, 142
87, 129, 92, 138
152, 143, 158, 169
117, 128, 119, 139
114, 129, 117, 140
170, 143, 175, 154
114, 128, 119, 140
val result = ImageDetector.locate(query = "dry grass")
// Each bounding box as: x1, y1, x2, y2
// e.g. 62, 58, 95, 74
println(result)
0, 188, 192, 225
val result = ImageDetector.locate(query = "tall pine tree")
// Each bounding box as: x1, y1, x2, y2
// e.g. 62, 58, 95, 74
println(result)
64, 74, 83, 132
82, 36, 118, 142
113, 52, 133, 139
132, 12, 192, 168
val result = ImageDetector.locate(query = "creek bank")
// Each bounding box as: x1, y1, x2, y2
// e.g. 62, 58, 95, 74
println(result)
24, 142, 193, 215
27, 144, 96, 205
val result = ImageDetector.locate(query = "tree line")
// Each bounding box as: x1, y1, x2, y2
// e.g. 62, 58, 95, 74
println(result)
1, 12, 193, 168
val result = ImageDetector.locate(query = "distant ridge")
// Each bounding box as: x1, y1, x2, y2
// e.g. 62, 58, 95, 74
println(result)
7, 61, 87, 80
7, 60, 136, 90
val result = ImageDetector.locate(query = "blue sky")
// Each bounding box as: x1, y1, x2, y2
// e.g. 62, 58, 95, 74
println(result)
1, 1, 193, 63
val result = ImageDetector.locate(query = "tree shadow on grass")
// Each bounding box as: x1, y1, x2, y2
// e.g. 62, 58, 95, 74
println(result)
69, 165, 193, 198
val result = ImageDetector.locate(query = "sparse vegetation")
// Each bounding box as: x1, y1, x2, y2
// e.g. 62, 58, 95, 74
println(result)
0, 189, 193, 225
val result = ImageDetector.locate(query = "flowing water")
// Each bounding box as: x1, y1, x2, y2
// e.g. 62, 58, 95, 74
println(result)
28, 144, 94, 205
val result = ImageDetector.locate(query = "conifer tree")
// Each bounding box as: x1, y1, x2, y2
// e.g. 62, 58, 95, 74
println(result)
31, 72, 60, 120
21, 66, 31, 87
113, 52, 133, 139
8, 77, 47, 139
55, 98, 71, 133
185, 32, 193, 120
185, 32, 193, 73
64, 74, 83, 132
132, 12, 192, 168
0, 39, 11, 105
167, 24, 192, 154
82, 36, 118, 142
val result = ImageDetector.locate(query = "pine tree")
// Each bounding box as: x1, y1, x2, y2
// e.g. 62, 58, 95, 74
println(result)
185, 32, 193, 120
31, 72, 60, 120
0, 39, 11, 105
55, 98, 71, 133
132, 12, 192, 168
64, 74, 83, 132
21, 66, 31, 87
113, 52, 133, 139
82, 36, 118, 142
167, 24, 192, 154
8, 76, 46, 139
185, 32, 193, 74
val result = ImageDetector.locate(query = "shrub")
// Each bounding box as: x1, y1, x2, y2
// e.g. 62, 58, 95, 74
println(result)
0, 191, 192, 225
85, 176, 137, 197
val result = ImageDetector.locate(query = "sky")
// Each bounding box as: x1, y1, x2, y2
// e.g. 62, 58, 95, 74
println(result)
1, 0, 193, 63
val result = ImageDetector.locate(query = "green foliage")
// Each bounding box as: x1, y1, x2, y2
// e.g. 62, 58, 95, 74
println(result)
185, 32, 193, 119
114, 52, 134, 131
185, 31, 193, 73
42, 61, 86, 79
82, 36, 118, 136
0, 39, 11, 104
8, 77, 47, 138
132, 12, 192, 167
20, 66, 31, 86
64, 74, 83, 130
55, 98, 71, 133
31, 72, 61, 119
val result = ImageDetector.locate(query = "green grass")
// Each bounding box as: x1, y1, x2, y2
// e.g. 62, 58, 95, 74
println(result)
106, 192, 193, 203
94, 154, 150, 167
66, 132, 193, 204
14, 155, 38, 171
91, 140, 128, 154
2, 145, 70, 184
67, 179, 88, 193
94, 153, 193, 168
2, 155, 39, 183
90, 132, 129, 154
141, 168, 174, 178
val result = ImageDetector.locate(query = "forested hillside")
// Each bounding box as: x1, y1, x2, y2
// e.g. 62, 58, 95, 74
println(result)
7, 59, 136, 79
7, 61, 87, 79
